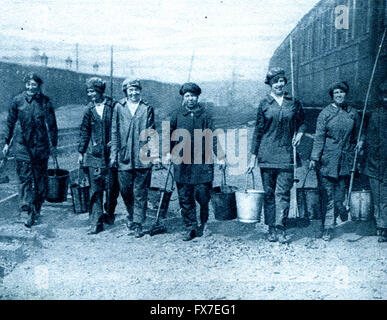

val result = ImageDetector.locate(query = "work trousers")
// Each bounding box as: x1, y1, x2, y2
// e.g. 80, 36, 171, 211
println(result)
118, 168, 151, 225
16, 159, 48, 216
320, 175, 348, 229
88, 167, 119, 226
369, 177, 387, 229
261, 168, 293, 228
176, 182, 212, 231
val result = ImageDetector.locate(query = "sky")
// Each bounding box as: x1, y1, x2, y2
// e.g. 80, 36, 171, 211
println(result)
1, 0, 321, 83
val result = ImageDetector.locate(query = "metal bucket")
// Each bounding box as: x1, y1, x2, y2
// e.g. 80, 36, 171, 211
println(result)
47, 167, 70, 203
296, 168, 322, 220
148, 187, 173, 219
70, 183, 90, 213
350, 190, 372, 221
297, 188, 322, 220
235, 172, 264, 223
211, 169, 238, 220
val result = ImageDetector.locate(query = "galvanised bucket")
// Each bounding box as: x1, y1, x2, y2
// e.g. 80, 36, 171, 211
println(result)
235, 172, 264, 223
350, 190, 372, 221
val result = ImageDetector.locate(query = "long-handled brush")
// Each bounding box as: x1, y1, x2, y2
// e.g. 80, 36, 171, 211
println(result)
147, 161, 173, 236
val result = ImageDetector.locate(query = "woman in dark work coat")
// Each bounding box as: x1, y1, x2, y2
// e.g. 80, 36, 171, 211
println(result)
247, 67, 306, 244
2, 72, 58, 228
309, 81, 362, 241
364, 80, 387, 242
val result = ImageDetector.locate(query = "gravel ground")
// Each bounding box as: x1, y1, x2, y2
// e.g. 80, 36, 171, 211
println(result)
0, 167, 385, 300
0, 119, 385, 300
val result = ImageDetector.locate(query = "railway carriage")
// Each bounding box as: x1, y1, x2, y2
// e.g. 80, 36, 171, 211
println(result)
269, 0, 386, 125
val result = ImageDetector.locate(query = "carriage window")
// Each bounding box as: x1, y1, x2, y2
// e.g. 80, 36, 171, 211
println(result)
385, 0, 387, 26
350, 0, 357, 39
356, 0, 370, 35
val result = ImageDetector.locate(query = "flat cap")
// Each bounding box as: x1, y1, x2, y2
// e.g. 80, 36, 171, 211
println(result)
86, 77, 106, 93
122, 78, 142, 92
329, 81, 349, 97
265, 67, 287, 85
23, 72, 43, 85
179, 82, 201, 96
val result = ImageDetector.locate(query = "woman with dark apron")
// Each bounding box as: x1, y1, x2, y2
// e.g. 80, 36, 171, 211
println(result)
309, 81, 362, 241
248, 67, 306, 243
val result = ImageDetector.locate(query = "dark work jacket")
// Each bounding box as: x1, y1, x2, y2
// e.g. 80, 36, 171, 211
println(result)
170, 104, 221, 184
4, 92, 58, 162
364, 107, 386, 181
78, 97, 116, 168
250, 94, 306, 169
110, 98, 156, 170
311, 103, 361, 179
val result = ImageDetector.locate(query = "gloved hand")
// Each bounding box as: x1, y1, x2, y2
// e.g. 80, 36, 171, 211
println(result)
78, 153, 85, 166
309, 160, 317, 170
217, 157, 227, 171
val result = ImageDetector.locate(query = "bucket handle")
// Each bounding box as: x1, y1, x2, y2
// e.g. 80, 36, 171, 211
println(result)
221, 167, 227, 187
244, 171, 255, 192
50, 156, 59, 176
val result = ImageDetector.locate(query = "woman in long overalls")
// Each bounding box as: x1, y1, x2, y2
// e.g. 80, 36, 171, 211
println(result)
247, 68, 306, 243
2, 72, 58, 227
309, 81, 362, 241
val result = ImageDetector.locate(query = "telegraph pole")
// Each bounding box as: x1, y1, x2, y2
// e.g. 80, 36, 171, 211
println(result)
110, 45, 114, 98
75, 43, 79, 71
187, 49, 195, 82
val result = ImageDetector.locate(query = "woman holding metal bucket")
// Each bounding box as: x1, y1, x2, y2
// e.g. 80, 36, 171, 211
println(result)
247, 67, 306, 244
2, 72, 58, 228
309, 81, 363, 241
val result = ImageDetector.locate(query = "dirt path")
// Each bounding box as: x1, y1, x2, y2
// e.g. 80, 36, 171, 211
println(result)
0, 182, 385, 300
0, 126, 385, 300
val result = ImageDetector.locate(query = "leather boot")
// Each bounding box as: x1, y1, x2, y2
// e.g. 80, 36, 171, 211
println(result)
103, 213, 115, 225
267, 226, 277, 242
88, 222, 104, 235
277, 228, 289, 244
24, 214, 35, 228
378, 229, 387, 243
24, 208, 37, 228
322, 228, 332, 241
134, 223, 144, 238
183, 228, 197, 241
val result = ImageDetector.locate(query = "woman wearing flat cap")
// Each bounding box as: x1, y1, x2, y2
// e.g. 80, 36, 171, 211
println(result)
2, 72, 58, 228
309, 81, 362, 241
363, 80, 387, 242
110, 78, 157, 238
167, 82, 226, 241
247, 67, 306, 244
78, 77, 120, 234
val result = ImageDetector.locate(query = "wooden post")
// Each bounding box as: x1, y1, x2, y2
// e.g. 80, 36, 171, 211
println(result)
110, 45, 114, 98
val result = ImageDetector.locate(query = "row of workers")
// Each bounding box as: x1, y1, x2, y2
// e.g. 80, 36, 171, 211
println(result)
2, 69, 386, 243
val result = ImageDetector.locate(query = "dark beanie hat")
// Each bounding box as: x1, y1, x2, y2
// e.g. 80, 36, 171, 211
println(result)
23, 72, 43, 85
329, 81, 349, 98
179, 82, 201, 96
86, 77, 106, 93
265, 67, 287, 85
